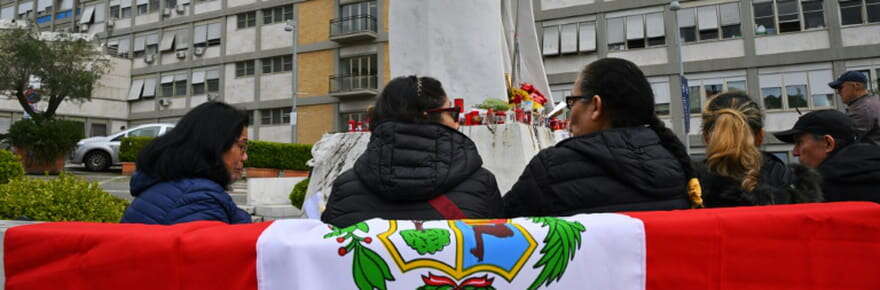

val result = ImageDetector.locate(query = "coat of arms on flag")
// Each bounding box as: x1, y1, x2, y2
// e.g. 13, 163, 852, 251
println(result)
267, 215, 643, 290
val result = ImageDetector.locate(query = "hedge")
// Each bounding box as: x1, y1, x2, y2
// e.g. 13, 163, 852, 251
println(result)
290, 178, 309, 208
119, 137, 154, 162
7, 119, 84, 164
0, 174, 129, 222
244, 140, 312, 170
0, 150, 24, 184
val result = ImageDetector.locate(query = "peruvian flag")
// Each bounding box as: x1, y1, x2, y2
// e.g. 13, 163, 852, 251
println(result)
4, 202, 880, 290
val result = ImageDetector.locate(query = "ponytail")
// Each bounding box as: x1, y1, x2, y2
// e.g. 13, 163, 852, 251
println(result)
647, 116, 703, 208
704, 109, 763, 192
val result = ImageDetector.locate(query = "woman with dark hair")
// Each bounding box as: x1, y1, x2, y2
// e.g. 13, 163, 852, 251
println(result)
321, 76, 503, 227
504, 58, 699, 217
695, 91, 822, 207
121, 102, 252, 224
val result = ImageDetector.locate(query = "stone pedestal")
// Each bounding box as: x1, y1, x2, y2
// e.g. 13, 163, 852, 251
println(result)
305, 124, 555, 214
247, 177, 307, 219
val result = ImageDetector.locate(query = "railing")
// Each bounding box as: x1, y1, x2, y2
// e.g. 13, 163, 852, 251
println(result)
329, 74, 378, 94
329, 15, 378, 37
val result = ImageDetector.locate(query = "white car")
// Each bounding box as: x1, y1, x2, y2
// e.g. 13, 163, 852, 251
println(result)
69, 124, 175, 171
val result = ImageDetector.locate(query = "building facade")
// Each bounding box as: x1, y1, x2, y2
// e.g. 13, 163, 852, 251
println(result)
1, 0, 390, 144
537, 0, 880, 161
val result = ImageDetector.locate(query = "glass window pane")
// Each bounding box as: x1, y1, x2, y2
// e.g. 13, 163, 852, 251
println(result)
763, 87, 783, 109
272, 109, 281, 124
755, 16, 776, 34
655, 104, 670, 116
786, 85, 808, 108
776, 0, 799, 16
261, 109, 271, 125
721, 24, 742, 38
753, 2, 774, 17
727, 80, 747, 91
840, 0, 864, 25
542, 26, 559, 55
705, 84, 724, 98
175, 81, 187, 96
812, 94, 833, 107
689, 86, 702, 114
680, 27, 697, 42
803, 11, 825, 29
868, 2, 880, 23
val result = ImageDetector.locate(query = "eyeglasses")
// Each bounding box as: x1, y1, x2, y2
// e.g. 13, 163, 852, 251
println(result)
235, 140, 248, 154
565, 95, 592, 109
425, 106, 462, 122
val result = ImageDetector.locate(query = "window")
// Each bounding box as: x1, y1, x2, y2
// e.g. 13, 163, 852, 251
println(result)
160, 74, 187, 97
679, 3, 742, 43
760, 69, 834, 110
686, 77, 749, 114
90, 123, 108, 137
263, 5, 293, 25
166, 0, 176, 9
192, 70, 219, 95
236, 60, 255, 77
261, 55, 293, 74
607, 12, 665, 51
542, 20, 597, 56
193, 23, 221, 47
652, 82, 671, 116
109, 3, 119, 18
129, 126, 161, 137
128, 78, 157, 100
237, 11, 256, 29
121, 0, 132, 18
753, 0, 825, 35
841, 0, 880, 25
338, 0, 377, 34
2, 7, 15, 21
260, 108, 292, 125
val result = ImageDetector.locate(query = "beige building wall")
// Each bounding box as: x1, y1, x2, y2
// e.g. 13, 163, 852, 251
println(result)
296, 104, 334, 144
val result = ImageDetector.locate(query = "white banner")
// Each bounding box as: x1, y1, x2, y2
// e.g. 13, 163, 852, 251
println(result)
257, 214, 646, 290
390, 0, 508, 109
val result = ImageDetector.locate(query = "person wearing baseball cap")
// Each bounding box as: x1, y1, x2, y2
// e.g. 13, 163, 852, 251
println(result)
774, 110, 880, 203
829, 70, 880, 145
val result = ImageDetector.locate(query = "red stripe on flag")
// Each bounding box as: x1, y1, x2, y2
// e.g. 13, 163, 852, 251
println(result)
627, 202, 880, 290
4, 221, 272, 290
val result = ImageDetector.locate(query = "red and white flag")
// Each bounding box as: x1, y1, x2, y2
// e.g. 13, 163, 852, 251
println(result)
4, 202, 880, 290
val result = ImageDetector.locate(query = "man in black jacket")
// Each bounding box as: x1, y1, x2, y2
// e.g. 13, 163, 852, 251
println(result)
774, 110, 880, 203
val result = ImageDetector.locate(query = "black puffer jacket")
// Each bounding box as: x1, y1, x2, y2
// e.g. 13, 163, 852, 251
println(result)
695, 152, 823, 208
819, 143, 880, 203
321, 121, 503, 227
503, 127, 690, 218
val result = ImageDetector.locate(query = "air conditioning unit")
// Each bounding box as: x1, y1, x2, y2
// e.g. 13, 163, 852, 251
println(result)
175, 50, 186, 59
158, 98, 172, 107
176, 4, 185, 13
193, 47, 204, 56
107, 18, 116, 27
162, 8, 172, 16
144, 54, 155, 64
207, 93, 219, 101
79, 23, 89, 31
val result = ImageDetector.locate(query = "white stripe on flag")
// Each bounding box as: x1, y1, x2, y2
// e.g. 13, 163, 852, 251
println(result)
257, 214, 646, 290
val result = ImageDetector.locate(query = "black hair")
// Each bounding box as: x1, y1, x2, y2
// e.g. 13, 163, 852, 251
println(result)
368, 75, 447, 129
136, 102, 248, 189
578, 58, 696, 187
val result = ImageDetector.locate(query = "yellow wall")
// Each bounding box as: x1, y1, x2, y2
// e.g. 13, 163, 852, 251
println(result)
383, 43, 391, 84
382, 0, 389, 32
297, 104, 335, 144
298, 50, 334, 97
297, 0, 333, 45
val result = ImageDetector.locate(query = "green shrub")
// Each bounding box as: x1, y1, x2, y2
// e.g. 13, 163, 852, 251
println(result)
0, 150, 24, 184
244, 140, 312, 170
119, 137, 154, 162
290, 178, 309, 208
475, 98, 512, 111
6, 119, 84, 164
0, 174, 129, 222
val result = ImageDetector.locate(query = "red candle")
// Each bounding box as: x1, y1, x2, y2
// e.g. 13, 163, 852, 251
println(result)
347, 119, 355, 132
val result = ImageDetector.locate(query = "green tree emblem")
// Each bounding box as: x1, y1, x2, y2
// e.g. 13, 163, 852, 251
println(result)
400, 221, 451, 255
324, 222, 395, 290
527, 217, 587, 290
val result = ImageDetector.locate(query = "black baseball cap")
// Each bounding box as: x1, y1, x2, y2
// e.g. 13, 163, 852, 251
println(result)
773, 110, 856, 143
828, 71, 868, 89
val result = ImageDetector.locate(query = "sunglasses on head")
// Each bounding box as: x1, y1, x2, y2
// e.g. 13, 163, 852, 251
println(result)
425, 106, 462, 122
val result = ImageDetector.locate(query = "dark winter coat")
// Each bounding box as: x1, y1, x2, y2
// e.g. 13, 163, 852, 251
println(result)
503, 127, 691, 218
819, 143, 880, 203
121, 172, 252, 225
321, 121, 503, 228
695, 152, 823, 208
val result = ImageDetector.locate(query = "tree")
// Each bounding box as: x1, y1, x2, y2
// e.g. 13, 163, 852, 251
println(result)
0, 24, 110, 122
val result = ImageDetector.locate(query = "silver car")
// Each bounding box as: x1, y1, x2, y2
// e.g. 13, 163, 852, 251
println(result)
70, 124, 175, 171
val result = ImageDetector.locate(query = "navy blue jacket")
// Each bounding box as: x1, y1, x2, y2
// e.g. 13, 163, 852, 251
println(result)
121, 172, 251, 225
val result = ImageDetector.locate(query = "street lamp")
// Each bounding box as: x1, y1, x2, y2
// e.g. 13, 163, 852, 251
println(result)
669, 1, 690, 154
285, 20, 298, 143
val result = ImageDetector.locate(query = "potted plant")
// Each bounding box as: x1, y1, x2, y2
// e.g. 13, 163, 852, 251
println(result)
6, 119, 84, 174
119, 137, 154, 176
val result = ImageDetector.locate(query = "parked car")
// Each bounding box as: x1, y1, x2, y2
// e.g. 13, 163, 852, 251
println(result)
70, 124, 175, 171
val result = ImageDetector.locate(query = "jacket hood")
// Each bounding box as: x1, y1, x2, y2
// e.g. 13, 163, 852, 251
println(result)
353, 121, 484, 202
130, 171, 163, 197
820, 143, 880, 183
556, 126, 686, 197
